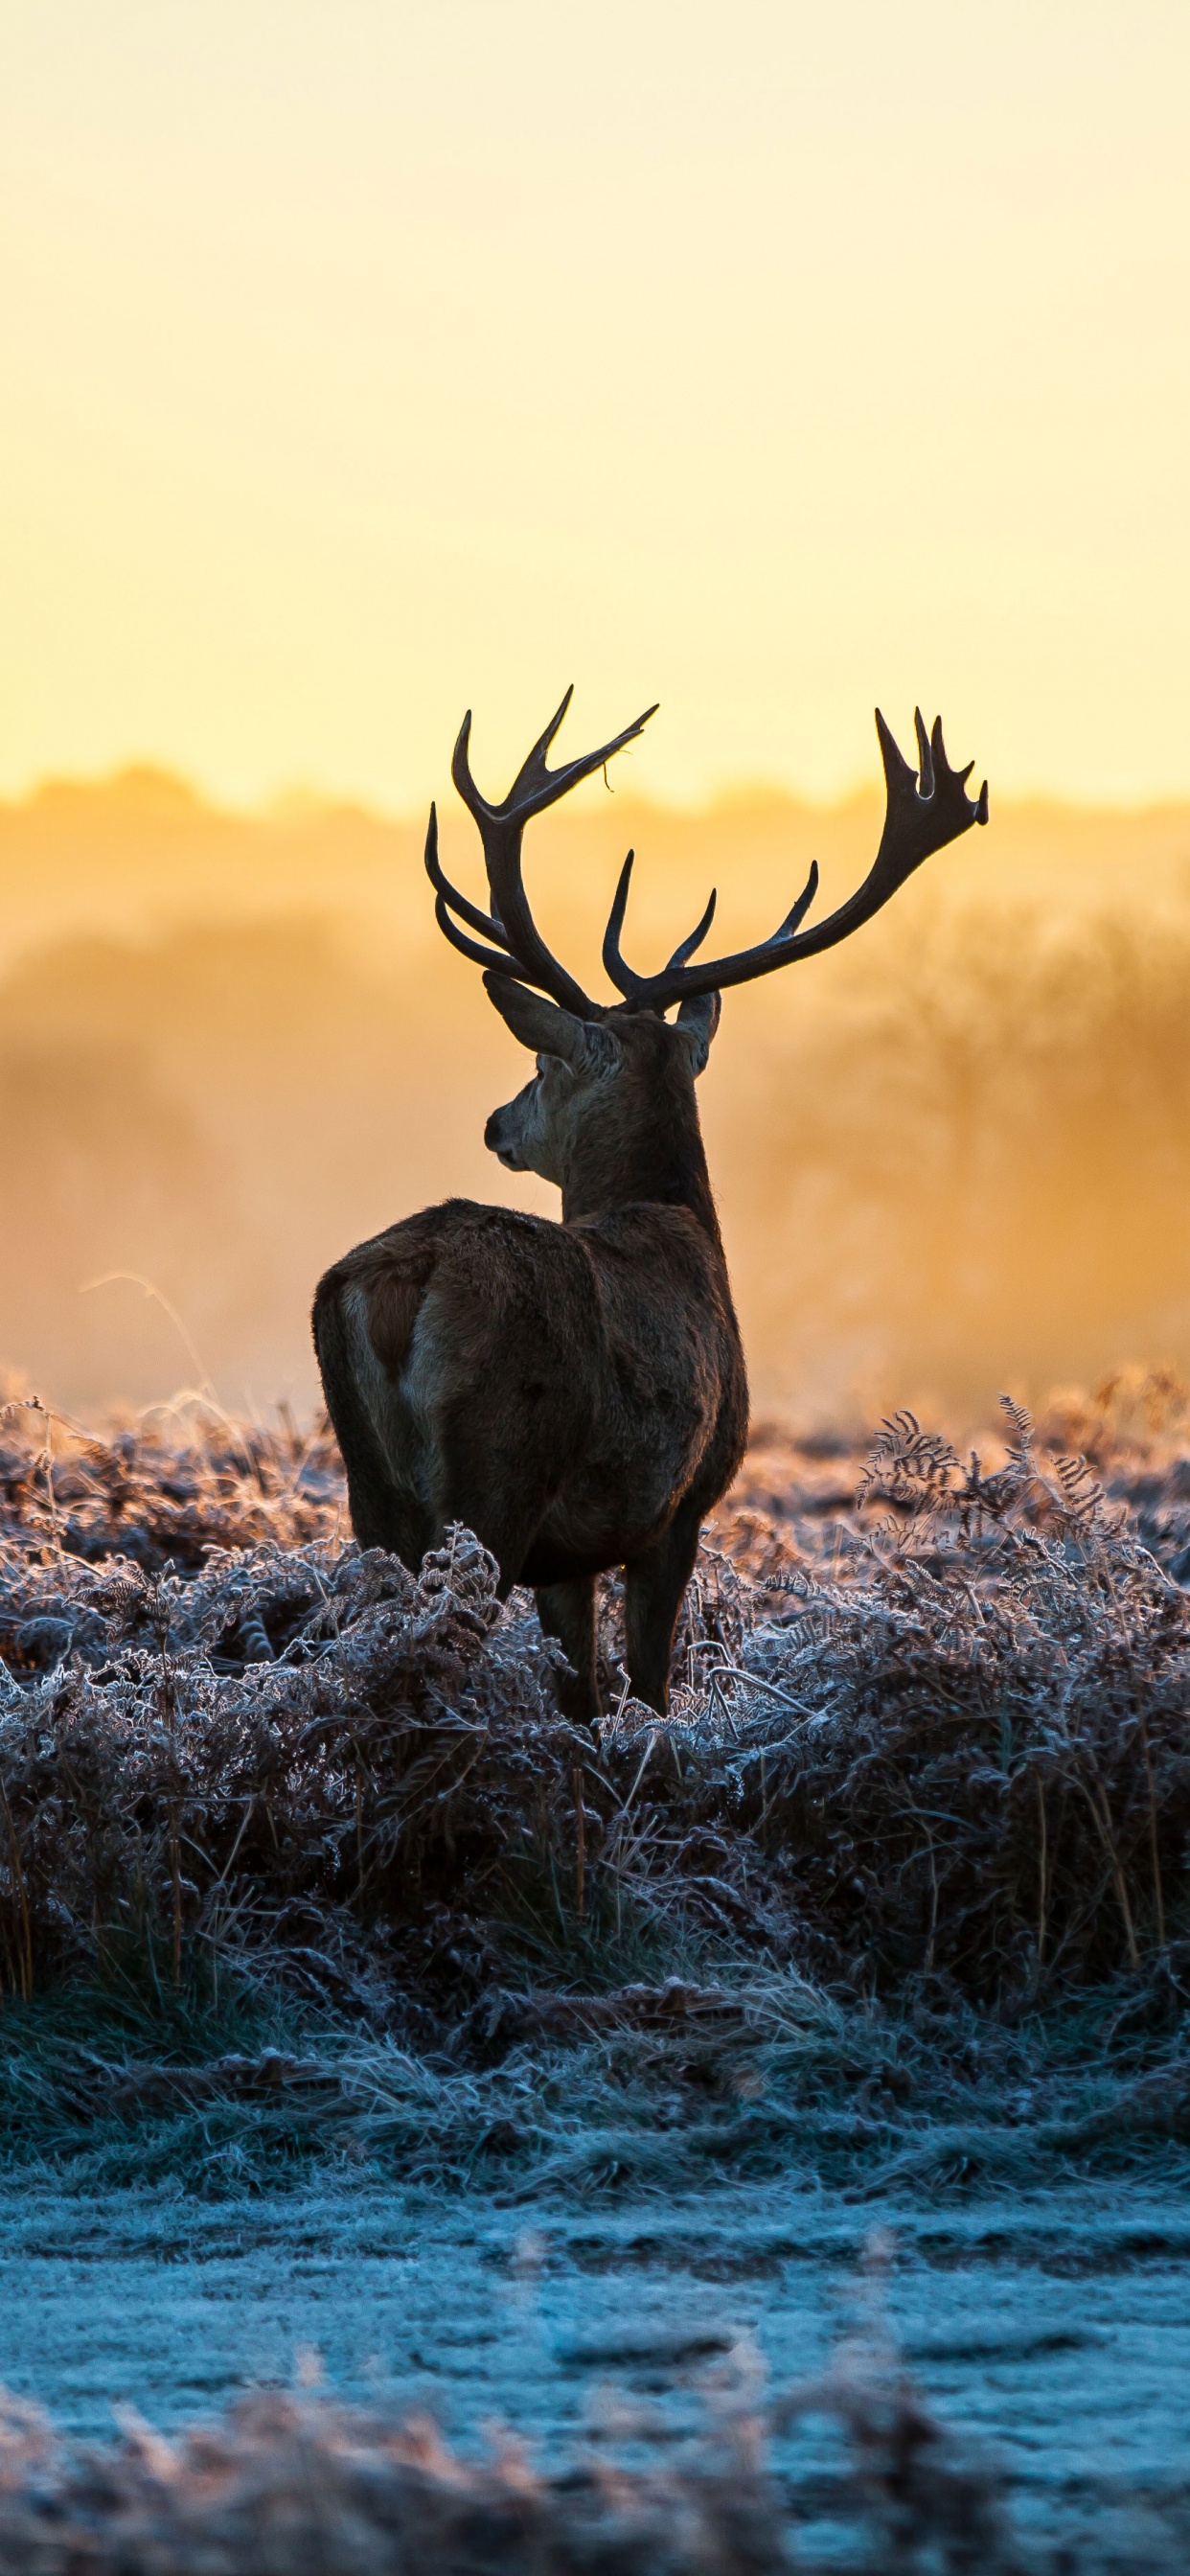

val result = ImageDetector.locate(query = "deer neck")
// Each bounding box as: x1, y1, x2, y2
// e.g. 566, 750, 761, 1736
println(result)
560, 1090, 723, 1245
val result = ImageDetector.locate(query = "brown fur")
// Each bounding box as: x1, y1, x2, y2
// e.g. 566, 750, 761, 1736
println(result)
313, 1006, 747, 1717
316, 692, 985, 1718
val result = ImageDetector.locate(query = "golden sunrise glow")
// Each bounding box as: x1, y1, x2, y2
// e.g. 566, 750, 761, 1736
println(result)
5, 5, 1190, 1426
2, 1, 1189, 812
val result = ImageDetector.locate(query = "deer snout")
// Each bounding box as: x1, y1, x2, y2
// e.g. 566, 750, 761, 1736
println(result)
484, 1105, 529, 1171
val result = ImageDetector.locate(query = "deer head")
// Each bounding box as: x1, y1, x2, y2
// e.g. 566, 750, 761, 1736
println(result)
425, 689, 988, 1214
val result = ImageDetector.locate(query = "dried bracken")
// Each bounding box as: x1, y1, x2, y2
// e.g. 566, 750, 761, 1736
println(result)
2, 1392, 1190, 2190
721, 1399, 1190, 1992
0, 2322, 1055, 2576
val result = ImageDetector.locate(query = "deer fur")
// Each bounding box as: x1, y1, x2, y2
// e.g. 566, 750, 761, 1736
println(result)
314, 989, 743, 1715
314, 692, 986, 1718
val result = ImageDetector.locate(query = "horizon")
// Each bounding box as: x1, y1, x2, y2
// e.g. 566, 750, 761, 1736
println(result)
10, 756, 1190, 831
5, 769, 1190, 1422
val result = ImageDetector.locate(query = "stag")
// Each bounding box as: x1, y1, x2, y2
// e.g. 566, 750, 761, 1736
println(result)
313, 694, 986, 1717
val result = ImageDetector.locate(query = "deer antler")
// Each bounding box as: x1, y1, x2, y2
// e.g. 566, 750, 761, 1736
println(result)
428, 696, 987, 1021
426, 687, 657, 1020
602, 709, 988, 1013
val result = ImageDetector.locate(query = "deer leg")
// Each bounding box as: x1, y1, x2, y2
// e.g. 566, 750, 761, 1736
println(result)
623, 1507, 702, 1716
331, 1424, 432, 1567
536, 1578, 600, 1726
434, 1446, 550, 1600
347, 1479, 434, 1568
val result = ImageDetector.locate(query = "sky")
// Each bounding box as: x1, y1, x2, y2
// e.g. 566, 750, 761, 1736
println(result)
2, 1, 1188, 813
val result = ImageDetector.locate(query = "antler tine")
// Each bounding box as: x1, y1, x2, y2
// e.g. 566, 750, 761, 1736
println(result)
871, 705, 988, 894
927, 711, 989, 829
423, 804, 511, 949
432, 892, 579, 995
603, 857, 721, 1010
521, 680, 576, 772
507, 692, 659, 821
447, 700, 594, 1012
432, 892, 518, 977
666, 885, 718, 971
445, 692, 658, 1020
602, 851, 639, 997
602, 709, 987, 1013
763, 862, 819, 945
427, 812, 584, 997
451, 692, 658, 829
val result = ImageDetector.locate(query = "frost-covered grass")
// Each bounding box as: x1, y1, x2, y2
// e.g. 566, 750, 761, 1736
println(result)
0, 2317, 1041, 2576
2, 1383, 1190, 2192
2, 2242, 1188, 2575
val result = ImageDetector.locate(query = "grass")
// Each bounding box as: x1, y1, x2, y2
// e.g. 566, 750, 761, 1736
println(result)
2, 1380, 1190, 2193
3, 1384, 1190, 2570
0, 2312, 1051, 2576
0, 2235, 1186, 2573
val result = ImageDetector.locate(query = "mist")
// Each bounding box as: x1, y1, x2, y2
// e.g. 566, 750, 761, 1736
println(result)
3, 769, 1190, 1425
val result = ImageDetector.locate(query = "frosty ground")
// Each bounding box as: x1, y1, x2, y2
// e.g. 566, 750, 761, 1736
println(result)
5, 2173, 1190, 2565
2, 1377, 1190, 2566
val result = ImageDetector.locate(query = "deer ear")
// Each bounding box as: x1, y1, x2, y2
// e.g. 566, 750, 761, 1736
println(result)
483, 973, 589, 1064
675, 989, 721, 1075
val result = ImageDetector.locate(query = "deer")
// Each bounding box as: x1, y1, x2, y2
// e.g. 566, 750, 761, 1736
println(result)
312, 692, 987, 1720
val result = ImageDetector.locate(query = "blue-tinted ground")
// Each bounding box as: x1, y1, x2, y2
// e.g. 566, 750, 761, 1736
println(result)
3, 2177, 1188, 2561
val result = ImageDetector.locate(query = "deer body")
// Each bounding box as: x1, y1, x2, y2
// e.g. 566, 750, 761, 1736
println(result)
314, 691, 986, 1718
314, 1006, 746, 1714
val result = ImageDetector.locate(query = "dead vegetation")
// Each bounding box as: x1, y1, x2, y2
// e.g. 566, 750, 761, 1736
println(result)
2, 1383, 1190, 2190
0, 2299, 1154, 2576
1, 2274, 1187, 2576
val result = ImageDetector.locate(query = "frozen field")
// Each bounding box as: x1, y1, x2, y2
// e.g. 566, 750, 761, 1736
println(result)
3, 2174, 1189, 2560
5, 1409, 1190, 2562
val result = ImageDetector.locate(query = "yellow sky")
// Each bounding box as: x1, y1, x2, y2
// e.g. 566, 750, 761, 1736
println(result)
2, 1, 1188, 812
